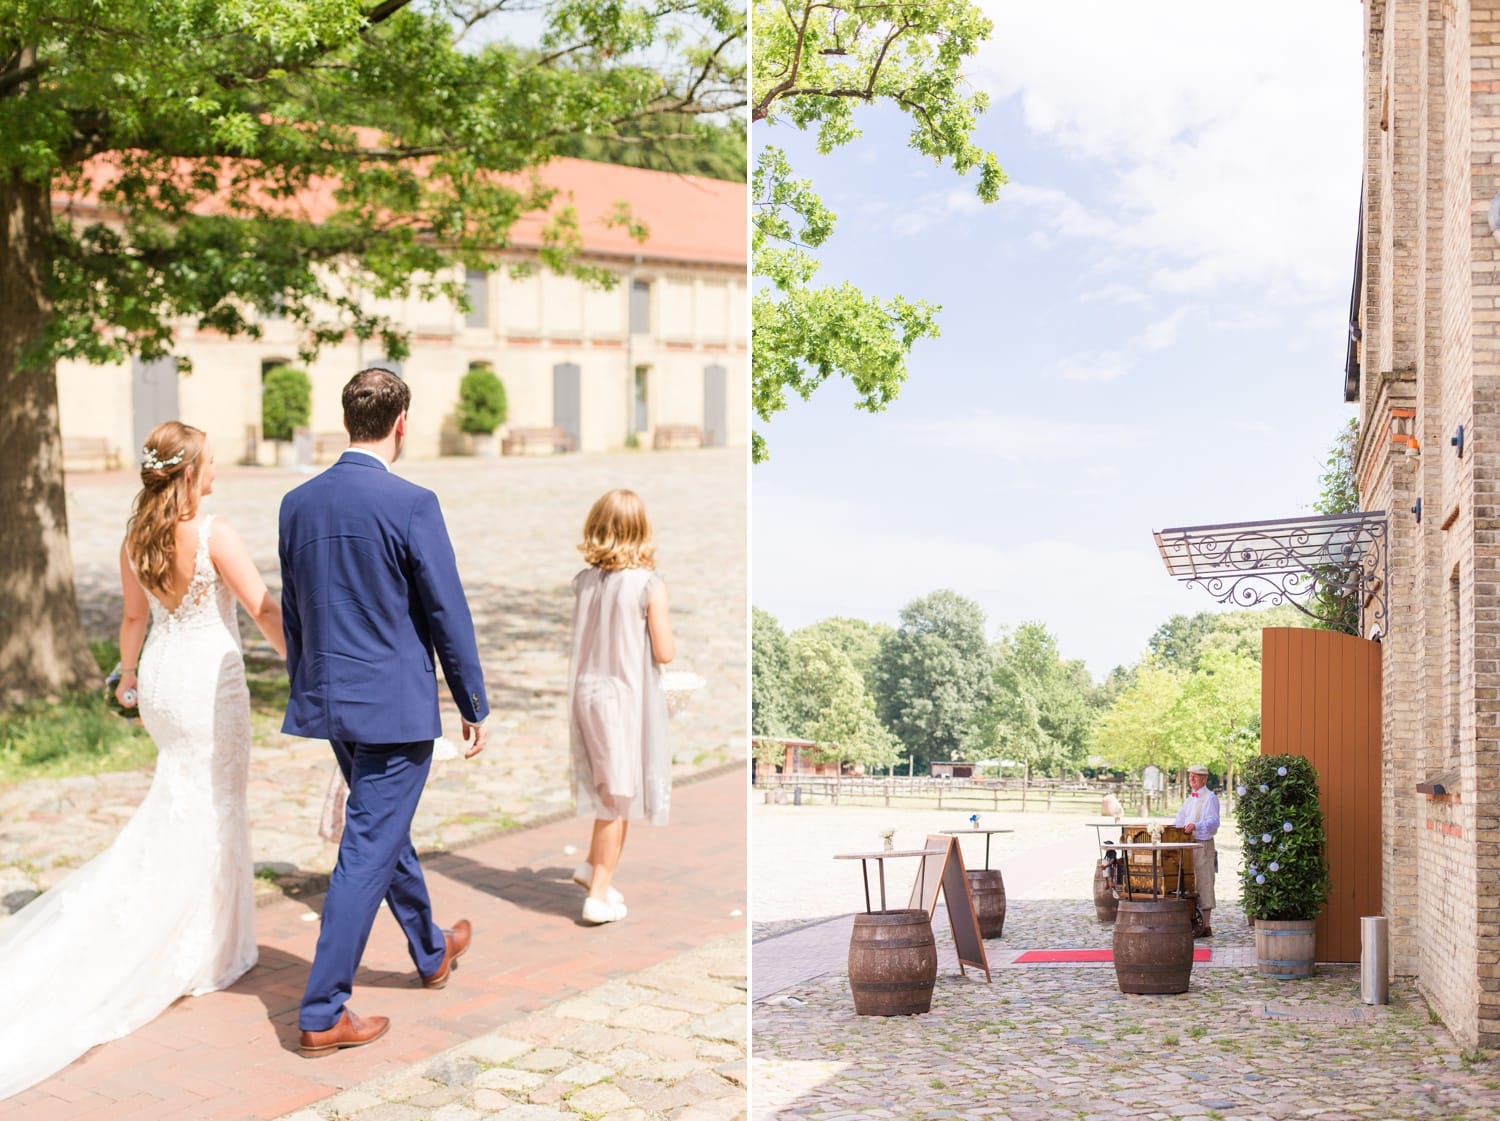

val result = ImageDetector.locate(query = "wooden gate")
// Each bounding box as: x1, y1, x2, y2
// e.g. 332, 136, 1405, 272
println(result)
1260, 627, 1382, 963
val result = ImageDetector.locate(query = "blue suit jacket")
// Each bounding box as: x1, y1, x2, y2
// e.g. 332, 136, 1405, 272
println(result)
279, 452, 489, 743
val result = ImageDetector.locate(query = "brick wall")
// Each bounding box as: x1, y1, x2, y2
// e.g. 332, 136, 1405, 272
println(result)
1360, 0, 1500, 1048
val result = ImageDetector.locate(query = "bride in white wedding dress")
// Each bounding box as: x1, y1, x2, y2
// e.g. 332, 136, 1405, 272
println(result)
0, 421, 285, 1100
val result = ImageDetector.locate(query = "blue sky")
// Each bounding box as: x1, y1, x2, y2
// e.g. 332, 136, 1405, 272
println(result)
752, 0, 1365, 679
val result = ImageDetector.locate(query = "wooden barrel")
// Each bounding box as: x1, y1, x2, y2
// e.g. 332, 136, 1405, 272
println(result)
1255, 919, 1317, 978
1094, 860, 1118, 923
967, 869, 1007, 938
1113, 898, 1195, 994
847, 910, 938, 1016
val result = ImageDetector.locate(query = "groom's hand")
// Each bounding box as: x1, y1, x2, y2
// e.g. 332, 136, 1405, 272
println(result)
462, 719, 487, 758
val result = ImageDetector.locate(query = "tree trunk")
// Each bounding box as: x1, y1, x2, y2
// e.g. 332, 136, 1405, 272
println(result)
0, 169, 97, 705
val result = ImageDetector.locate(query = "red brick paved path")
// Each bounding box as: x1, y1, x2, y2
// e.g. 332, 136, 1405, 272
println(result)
3, 768, 746, 1121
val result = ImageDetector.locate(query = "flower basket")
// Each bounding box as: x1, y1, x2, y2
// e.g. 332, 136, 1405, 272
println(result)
1237, 753, 1330, 978
660, 669, 705, 717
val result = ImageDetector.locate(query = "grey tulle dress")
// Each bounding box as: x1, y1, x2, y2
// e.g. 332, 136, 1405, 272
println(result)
567, 566, 671, 824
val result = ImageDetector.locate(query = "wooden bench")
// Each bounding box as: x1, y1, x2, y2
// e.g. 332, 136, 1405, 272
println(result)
62, 436, 122, 472
502, 427, 576, 455
652, 424, 704, 450
312, 431, 348, 463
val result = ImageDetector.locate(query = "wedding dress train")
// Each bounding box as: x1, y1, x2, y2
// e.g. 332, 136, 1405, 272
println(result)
0, 516, 257, 1099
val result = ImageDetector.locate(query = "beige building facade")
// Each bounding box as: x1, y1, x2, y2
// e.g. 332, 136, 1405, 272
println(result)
1354, 0, 1500, 1047
56, 159, 748, 463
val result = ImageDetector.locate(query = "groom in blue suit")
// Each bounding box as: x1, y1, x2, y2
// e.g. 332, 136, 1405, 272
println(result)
279, 367, 490, 1057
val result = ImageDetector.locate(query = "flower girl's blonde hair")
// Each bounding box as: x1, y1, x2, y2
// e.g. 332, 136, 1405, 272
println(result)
126, 421, 206, 596
579, 489, 656, 571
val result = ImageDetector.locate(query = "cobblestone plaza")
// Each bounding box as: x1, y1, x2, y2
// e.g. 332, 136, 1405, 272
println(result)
1, 448, 745, 906
752, 803, 1500, 1121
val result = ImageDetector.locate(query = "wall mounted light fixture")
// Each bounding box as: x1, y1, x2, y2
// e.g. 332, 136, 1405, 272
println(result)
1412, 497, 1423, 522
1453, 424, 1465, 458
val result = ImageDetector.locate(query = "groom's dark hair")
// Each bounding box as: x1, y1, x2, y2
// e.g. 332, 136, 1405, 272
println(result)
343, 367, 411, 443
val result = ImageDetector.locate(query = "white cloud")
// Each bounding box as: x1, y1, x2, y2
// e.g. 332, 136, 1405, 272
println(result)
861, 188, 991, 238
973, 0, 1362, 306
1050, 308, 1187, 383
1003, 183, 1115, 241
1080, 282, 1150, 305
1205, 307, 1286, 332
893, 410, 1149, 459
1135, 308, 1188, 353
1056, 351, 1134, 383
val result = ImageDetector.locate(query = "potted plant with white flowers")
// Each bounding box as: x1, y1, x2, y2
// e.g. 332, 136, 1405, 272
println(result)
1237, 753, 1330, 978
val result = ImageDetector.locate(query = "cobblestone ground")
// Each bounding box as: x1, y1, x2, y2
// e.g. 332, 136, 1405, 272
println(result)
751, 803, 1500, 1121
275, 933, 747, 1121
0, 450, 746, 909
754, 964, 1500, 1121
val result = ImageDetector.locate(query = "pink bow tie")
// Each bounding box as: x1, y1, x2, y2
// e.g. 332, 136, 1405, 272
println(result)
1189, 792, 1199, 797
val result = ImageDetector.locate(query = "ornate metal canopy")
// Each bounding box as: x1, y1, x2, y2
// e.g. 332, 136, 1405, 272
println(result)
1153, 511, 1389, 639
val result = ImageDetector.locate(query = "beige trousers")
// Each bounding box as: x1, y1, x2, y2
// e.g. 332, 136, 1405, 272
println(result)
1193, 837, 1217, 911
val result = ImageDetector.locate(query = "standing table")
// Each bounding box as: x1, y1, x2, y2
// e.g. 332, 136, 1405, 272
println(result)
1109, 840, 1203, 995
937, 828, 1013, 938
834, 849, 945, 1015
1085, 821, 1148, 922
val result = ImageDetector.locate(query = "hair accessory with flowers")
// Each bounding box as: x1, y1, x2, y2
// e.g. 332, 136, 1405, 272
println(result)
141, 445, 184, 471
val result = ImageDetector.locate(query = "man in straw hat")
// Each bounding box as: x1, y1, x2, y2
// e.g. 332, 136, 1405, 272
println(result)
1174, 764, 1219, 937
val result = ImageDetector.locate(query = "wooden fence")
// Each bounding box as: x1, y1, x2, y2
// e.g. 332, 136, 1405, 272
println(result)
753, 774, 1181, 814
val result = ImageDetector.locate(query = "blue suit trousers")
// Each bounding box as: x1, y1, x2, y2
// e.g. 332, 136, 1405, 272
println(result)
298, 739, 446, 1030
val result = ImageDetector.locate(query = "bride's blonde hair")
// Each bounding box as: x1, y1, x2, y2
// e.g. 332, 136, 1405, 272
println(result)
125, 421, 206, 597
579, 489, 656, 571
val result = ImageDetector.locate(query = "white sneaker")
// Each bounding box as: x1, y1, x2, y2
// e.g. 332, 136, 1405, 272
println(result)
572, 862, 624, 904
582, 896, 628, 924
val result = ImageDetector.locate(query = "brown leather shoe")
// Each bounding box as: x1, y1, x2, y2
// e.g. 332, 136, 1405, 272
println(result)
1194, 927, 1214, 939
420, 919, 472, 989
298, 1009, 389, 1058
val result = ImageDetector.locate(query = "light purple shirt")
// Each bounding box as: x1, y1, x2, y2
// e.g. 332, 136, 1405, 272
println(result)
1174, 787, 1220, 839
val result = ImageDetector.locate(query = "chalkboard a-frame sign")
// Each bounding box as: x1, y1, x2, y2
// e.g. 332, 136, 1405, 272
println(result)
908, 833, 991, 982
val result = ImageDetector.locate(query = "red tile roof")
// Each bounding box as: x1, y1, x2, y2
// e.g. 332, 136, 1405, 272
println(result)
57, 156, 745, 268
514, 158, 746, 268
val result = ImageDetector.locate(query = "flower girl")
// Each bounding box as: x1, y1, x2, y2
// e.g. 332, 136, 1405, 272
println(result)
566, 489, 676, 924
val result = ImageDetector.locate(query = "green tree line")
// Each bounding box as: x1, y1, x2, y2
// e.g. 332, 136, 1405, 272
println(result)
753, 591, 1312, 787
753, 421, 1361, 784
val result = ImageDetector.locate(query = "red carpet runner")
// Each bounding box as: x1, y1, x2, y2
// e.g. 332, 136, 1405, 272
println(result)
1013, 948, 1212, 964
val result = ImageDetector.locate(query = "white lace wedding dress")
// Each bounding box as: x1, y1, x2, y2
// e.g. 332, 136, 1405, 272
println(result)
0, 516, 257, 1099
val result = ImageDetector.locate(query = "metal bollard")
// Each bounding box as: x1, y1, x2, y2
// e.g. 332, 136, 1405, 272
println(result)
1360, 915, 1389, 1005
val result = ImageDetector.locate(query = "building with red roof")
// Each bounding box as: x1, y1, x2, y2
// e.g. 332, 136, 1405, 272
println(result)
55, 157, 746, 465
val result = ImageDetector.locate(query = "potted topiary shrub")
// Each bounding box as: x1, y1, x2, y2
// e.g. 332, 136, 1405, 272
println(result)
1237, 753, 1331, 978
262, 365, 312, 467
457, 365, 507, 457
